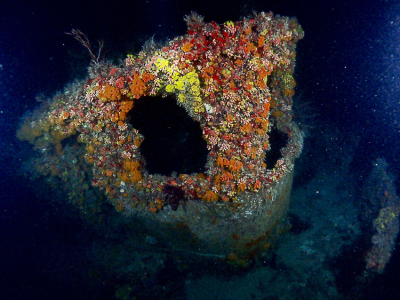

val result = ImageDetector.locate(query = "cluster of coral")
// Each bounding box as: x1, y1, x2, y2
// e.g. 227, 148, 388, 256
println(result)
364, 158, 400, 273
17, 12, 304, 215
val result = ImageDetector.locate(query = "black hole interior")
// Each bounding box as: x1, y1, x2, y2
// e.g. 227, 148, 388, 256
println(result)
265, 126, 289, 170
127, 95, 208, 176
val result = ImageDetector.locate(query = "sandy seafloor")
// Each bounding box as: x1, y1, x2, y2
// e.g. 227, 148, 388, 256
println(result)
186, 131, 364, 300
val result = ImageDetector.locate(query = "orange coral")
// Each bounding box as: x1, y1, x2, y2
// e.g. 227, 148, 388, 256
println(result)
244, 26, 252, 35
118, 171, 130, 183
228, 159, 243, 173
260, 103, 270, 118
131, 169, 142, 183
202, 190, 218, 202
85, 154, 95, 164
149, 202, 158, 213
221, 171, 234, 182
216, 156, 224, 168
155, 198, 163, 209
244, 147, 259, 159
98, 84, 122, 101
61, 111, 70, 119
86, 144, 95, 154
181, 42, 193, 52
148, 199, 164, 212
258, 36, 265, 47
129, 74, 147, 99
133, 137, 143, 148
257, 80, 266, 90
123, 159, 142, 183
255, 117, 269, 135
141, 72, 154, 83
256, 67, 268, 89
202, 66, 214, 79
221, 195, 230, 202
240, 123, 252, 134
237, 182, 246, 192
253, 180, 262, 190
118, 100, 134, 121
245, 42, 256, 54
218, 157, 243, 173
235, 59, 243, 67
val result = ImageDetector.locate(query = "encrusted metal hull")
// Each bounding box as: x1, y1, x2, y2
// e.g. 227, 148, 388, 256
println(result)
139, 166, 294, 256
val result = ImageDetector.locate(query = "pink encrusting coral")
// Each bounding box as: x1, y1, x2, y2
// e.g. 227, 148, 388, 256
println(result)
17, 12, 304, 215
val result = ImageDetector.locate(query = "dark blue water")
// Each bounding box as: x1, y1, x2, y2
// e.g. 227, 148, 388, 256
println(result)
1, 0, 400, 299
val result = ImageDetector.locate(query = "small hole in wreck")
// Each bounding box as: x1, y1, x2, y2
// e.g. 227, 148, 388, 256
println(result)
265, 126, 289, 170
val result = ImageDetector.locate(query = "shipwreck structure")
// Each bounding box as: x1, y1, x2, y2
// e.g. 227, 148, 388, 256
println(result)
17, 12, 304, 257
